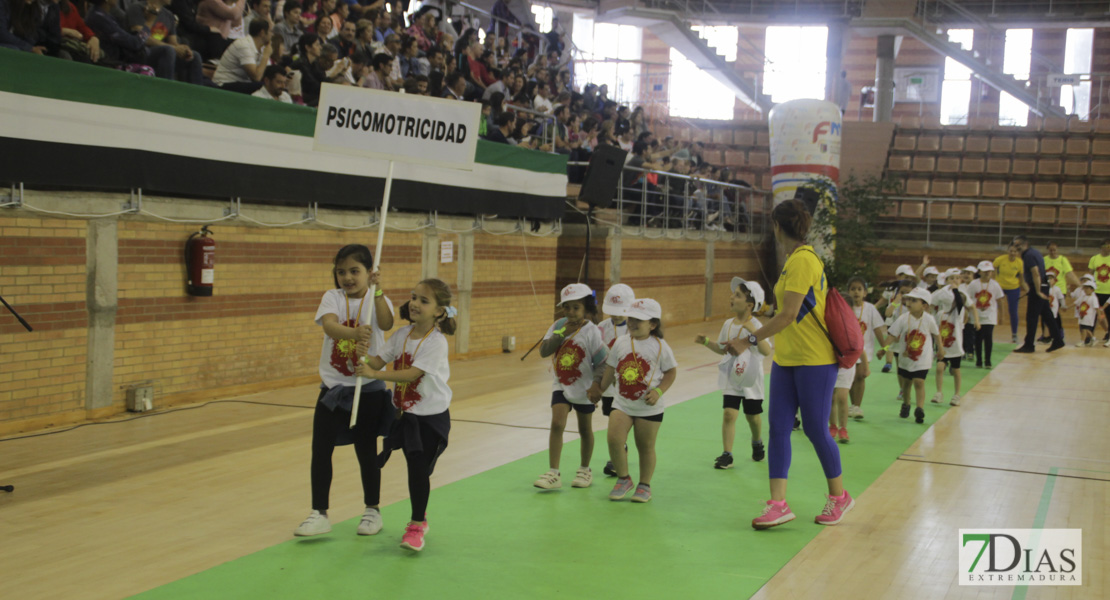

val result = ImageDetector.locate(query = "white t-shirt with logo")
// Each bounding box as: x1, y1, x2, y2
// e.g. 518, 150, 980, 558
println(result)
542, 319, 606, 403
716, 317, 767, 399
887, 312, 940, 372
376, 324, 451, 416
1075, 291, 1099, 327
315, 289, 394, 389
852, 302, 886, 361
606, 335, 678, 418
965, 279, 1005, 326
597, 317, 628, 397
1049, 286, 1066, 319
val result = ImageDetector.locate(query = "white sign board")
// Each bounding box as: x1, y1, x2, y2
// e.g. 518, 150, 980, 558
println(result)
1048, 73, 1082, 87
313, 84, 481, 170
894, 67, 940, 103
440, 240, 453, 263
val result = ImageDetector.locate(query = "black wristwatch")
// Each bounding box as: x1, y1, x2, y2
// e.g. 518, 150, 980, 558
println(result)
747, 334, 758, 345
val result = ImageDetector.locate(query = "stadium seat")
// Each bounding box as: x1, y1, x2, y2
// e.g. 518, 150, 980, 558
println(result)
756, 131, 770, 147
1043, 117, 1067, 133
1059, 206, 1081, 226
965, 135, 990, 153
978, 204, 1002, 222
1037, 159, 1062, 175
956, 180, 981, 197
748, 152, 770, 167
1093, 139, 1110, 155
990, 136, 1014, 153
712, 129, 734, 144
1004, 204, 1030, 224
917, 135, 941, 151
987, 158, 1011, 174
937, 157, 960, 173
982, 181, 1006, 197
724, 150, 746, 167
1030, 206, 1056, 224
1011, 159, 1036, 175
1060, 183, 1086, 201
927, 201, 950, 220
901, 201, 925, 219
1093, 160, 1110, 176
931, 180, 955, 196
905, 179, 930, 195
951, 202, 976, 220
898, 116, 922, 128
941, 135, 965, 152
1009, 181, 1033, 198
1066, 138, 1091, 155
961, 157, 986, 173
1040, 137, 1065, 154
1034, 182, 1059, 200
1014, 137, 1039, 154
1088, 207, 1110, 226
1064, 160, 1089, 176
888, 155, 911, 170
1068, 117, 1092, 133
1089, 184, 1110, 201
893, 135, 917, 151
733, 130, 755, 146
913, 156, 937, 172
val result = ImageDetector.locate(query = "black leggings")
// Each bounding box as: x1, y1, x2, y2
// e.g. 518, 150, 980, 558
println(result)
403, 418, 441, 523
975, 324, 995, 365
962, 323, 976, 355
310, 389, 390, 511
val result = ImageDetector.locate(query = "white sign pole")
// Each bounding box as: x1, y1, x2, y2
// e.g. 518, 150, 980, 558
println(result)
352, 159, 397, 425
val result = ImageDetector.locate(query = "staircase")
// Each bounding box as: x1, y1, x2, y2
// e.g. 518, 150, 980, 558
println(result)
596, 6, 774, 114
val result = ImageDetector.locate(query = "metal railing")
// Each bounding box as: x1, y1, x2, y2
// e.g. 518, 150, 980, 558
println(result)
568, 161, 773, 239
505, 104, 558, 153
877, 195, 1107, 250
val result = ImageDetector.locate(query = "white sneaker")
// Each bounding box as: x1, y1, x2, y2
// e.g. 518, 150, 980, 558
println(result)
357, 507, 383, 536
851, 405, 864, 419
949, 395, 961, 407
930, 392, 943, 404
571, 467, 592, 488
1085, 338, 1095, 347
1103, 339, 1110, 348
534, 469, 561, 489
294, 510, 331, 536
1075, 341, 1086, 347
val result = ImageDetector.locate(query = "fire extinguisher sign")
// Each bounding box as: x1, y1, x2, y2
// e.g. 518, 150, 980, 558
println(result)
313, 84, 480, 171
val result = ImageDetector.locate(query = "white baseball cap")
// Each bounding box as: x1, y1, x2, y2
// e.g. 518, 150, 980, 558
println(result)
895, 264, 915, 277
905, 288, 933, 303
602, 284, 634, 315
977, 260, 995, 272
964, 265, 978, 274
625, 298, 662, 321
730, 276, 765, 312
559, 283, 593, 305
1081, 274, 1096, 285
932, 289, 953, 312
923, 266, 941, 277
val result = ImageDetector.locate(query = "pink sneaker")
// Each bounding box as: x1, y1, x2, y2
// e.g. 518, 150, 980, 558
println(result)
400, 521, 428, 552
814, 491, 854, 525
751, 500, 795, 530
828, 424, 838, 440
837, 427, 849, 444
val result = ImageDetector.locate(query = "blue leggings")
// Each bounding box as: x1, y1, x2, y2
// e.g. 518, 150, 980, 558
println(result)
768, 362, 841, 480
1003, 288, 1021, 336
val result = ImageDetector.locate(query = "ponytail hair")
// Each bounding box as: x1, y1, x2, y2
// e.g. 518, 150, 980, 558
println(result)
400, 278, 456, 335
771, 199, 812, 241
650, 318, 664, 339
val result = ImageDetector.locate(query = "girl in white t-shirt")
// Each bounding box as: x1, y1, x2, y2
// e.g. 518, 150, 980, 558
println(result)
959, 266, 979, 359
695, 277, 771, 467
294, 244, 395, 539
876, 264, 917, 374
931, 269, 977, 407
880, 288, 940, 425
533, 284, 608, 491
1074, 281, 1100, 346
845, 277, 886, 424
599, 298, 678, 504
965, 260, 1005, 368
356, 278, 456, 553
597, 284, 634, 478
883, 279, 916, 400
1046, 272, 1066, 345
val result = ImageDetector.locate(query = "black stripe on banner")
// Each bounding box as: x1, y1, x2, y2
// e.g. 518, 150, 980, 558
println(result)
0, 137, 564, 220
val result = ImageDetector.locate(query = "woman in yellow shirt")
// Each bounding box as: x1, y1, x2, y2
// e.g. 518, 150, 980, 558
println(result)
725, 199, 852, 530
993, 245, 1024, 343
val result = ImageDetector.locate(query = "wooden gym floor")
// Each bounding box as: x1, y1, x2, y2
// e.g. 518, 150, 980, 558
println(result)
0, 321, 1106, 599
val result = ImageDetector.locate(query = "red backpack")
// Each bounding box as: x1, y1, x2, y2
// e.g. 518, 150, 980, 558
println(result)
801, 250, 865, 369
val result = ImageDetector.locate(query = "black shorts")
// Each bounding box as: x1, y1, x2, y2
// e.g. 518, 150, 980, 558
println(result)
1081, 324, 1095, 333
551, 391, 596, 414
601, 396, 614, 416
897, 367, 929, 380
611, 407, 664, 422
723, 394, 764, 415
939, 356, 962, 370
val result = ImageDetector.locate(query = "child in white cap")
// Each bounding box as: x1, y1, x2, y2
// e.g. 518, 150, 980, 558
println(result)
695, 277, 772, 467
878, 268, 917, 375
918, 259, 941, 291
534, 284, 608, 491
598, 283, 634, 477
1046, 271, 1067, 346
599, 298, 678, 503
845, 276, 887, 423
879, 287, 940, 424
965, 260, 1005, 368
1075, 278, 1100, 347
960, 265, 979, 359
931, 269, 976, 406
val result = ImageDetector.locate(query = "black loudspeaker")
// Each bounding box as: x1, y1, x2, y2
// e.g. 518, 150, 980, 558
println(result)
579, 145, 628, 208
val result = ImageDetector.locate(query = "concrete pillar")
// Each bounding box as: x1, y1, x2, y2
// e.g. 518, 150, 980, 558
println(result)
85, 219, 117, 410
421, 229, 439, 280
874, 35, 896, 123
825, 22, 847, 105
454, 231, 474, 354
704, 241, 715, 319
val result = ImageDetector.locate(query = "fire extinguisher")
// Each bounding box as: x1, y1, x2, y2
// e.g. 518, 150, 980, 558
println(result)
185, 226, 216, 297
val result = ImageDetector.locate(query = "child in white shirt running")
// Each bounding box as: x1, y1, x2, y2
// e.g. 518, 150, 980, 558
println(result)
880, 288, 940, 424
597, 284, 634, 477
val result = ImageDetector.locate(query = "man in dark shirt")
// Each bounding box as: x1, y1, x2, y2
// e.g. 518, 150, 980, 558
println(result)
126, 0, 205, 84
482, 112, 512, 144
1013, 234, 1064, 352
86, 0, 176, 78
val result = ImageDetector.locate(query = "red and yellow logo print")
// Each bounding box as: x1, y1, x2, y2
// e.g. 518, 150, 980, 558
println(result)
1079, 301, 1091, 319
905, 329, 927, 362
616, 353, 650, 400
1097, 264, 1110, 284
391, 353, 424, 410
975, 289, 993, 310
330, 318, 360, 375
939, 320, 956, 348
554, 341, 585, 386
859, 320, 868, 336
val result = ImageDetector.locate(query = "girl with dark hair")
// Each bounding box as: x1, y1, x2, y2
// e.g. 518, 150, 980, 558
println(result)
845, 276, 886, 422
294, 244, 395, 539
724, 199, 854, 529
931, 268, 976, 407
534, 284, 607, 491
356, 278, 457, 552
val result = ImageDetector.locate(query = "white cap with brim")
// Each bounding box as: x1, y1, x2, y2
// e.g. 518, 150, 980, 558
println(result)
905, 288, 933, 303
895, 264, 915, 277
603, 284, 635, 315
624, 298, 662, 321
977, 260, 995, 272
730, 277, 765, 312
559, 283, 593, 306
923, 266, 941, 277
964, 265, 978, 274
